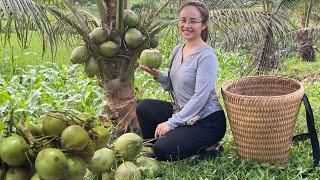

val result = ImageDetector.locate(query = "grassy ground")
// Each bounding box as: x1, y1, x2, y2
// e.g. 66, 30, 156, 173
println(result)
1, 32, 320, 179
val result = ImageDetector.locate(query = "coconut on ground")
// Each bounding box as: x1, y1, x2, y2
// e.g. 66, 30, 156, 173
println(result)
114, 133, 143, 160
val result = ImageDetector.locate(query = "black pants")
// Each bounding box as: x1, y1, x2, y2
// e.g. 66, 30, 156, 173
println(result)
136, 99, 226, 161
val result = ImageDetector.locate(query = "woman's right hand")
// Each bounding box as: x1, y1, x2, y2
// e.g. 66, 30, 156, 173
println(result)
140, 65, 159, 78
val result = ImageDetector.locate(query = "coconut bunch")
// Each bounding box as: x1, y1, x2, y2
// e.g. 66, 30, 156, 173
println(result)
86, 132, 162, 180
70, 9, 164, 77
0, 111, 161, 179
0, 111, 107, 179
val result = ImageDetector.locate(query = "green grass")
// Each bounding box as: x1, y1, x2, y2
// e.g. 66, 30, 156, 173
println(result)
1, 31, 320, 179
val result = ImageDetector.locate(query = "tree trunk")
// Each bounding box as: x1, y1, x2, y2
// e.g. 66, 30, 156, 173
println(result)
297, 30, 316, 62
96, 0, 140, 135
297, 1, 315, 62
102, 78, 139, 136
252, 24, 278, 73
258, 26, 275, 72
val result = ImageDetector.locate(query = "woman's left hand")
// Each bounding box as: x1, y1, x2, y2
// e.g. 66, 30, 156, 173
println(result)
155, 122, 171, 138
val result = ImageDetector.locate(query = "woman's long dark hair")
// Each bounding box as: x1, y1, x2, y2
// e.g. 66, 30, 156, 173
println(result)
179, 1, 209, 42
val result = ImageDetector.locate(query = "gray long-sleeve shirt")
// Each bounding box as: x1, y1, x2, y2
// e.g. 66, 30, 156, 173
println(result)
156, 43, 222, 129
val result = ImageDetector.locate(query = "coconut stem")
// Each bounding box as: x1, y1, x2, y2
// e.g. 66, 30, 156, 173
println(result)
64, 0, 90, 33
16, 123, 36, 144
116, 0, 125, 36
47, 7, 101, 57
120, 47, 143, 82
97, 0, 108, 26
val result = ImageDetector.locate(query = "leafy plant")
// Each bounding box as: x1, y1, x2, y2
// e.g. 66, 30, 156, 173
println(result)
0, 63, 105, 127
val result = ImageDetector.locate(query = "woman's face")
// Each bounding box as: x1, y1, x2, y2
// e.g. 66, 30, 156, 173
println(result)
179, 6, 207, 41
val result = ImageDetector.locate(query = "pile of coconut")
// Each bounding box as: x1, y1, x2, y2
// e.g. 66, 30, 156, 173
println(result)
0, 111, 161, 179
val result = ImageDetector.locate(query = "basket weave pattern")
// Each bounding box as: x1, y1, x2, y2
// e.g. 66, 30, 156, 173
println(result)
221, 76, 304, 165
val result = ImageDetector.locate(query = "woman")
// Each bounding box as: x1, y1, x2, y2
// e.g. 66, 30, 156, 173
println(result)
137, 1, 226, 162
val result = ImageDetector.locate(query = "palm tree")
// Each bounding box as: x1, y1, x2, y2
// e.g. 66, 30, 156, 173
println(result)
0, 0, 171, 135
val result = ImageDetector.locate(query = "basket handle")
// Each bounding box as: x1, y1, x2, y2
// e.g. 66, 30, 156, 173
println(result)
292, 94, 320, 170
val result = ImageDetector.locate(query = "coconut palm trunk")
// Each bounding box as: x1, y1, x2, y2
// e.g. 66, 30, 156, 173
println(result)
98, 50, 142, 135
297, 1, 316, 62
251, 19, 278, 73
102, 77, 138, 135
256, 25, 275, 72
94, 0, 139, 135
298, 30, 315, 62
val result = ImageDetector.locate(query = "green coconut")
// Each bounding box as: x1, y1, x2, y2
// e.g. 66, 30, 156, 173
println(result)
136, 156, 161, 178
139, 49, 163, 69
70, 46, 90, 64
0, 135, 29, 166
92, 126, 111, 150
61, 125, 89, 150
99, 41, 118, 57
35, 148, 68, 180
42, 113, 68, 137
30, 173, 42, 180
64, 156, 87, 180
124, 9, 139, 28
75, 138, 96, 162
89, 27, 108, 43
87, 148, 116, 174
124, 28, 143, 49
84, 57, 100, 77
114, 133, 143, 160
115, 162, 141, 180
5, 167, 30, 180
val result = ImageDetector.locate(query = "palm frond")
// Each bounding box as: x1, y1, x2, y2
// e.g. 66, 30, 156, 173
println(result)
274, 0, 301, 14
282, 0, 320, 16
209, 9, 289, 51
46, 6, 99, 56
203, 0, 240, 9
33, 0, 64, 7
0, 0, 57, 56
53, 9, 100, 44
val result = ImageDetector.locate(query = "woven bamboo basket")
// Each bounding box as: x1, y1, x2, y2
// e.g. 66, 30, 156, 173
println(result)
221, 76, 304, 165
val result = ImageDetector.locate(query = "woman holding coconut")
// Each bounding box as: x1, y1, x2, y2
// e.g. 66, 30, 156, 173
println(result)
137, 1, 226, 163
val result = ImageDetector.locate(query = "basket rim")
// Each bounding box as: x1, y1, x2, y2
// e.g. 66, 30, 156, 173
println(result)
221, 75, 304, 99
